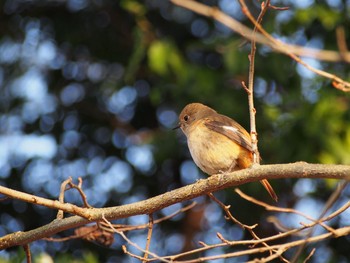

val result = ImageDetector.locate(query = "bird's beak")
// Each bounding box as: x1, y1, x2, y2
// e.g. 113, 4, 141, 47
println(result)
172, 123, 181, 130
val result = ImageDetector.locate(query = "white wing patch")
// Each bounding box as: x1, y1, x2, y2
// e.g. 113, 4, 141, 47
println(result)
222, 125, 239, 134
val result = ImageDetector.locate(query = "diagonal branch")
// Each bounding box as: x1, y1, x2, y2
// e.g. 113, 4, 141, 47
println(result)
0, 162, 349, 250
171, 0, 350, 91
171, 0, 350, 63
168, 226, 350, 263
0, 186, 90, 219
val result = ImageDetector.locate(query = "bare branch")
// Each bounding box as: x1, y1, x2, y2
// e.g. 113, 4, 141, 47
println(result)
143, 214, 154, 263
23, 244, 31, 263
171, 0, 350, 62
164, 226, 350, 263
291, 180, 349, 262
102, 215, 168, 263
336, 26, 349, 60
57, 177, 73, 219
245, 0, 271, 163
171, 0, 350, 91
0, 185, 90, 219
303, 248, 316, 263
0, 163, 349, 250
137, 187, 349, 261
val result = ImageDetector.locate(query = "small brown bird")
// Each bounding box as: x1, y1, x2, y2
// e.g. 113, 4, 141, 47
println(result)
178, 102, 277, 202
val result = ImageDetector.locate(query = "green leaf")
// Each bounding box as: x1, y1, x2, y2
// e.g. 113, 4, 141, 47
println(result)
148, 40, 187, 80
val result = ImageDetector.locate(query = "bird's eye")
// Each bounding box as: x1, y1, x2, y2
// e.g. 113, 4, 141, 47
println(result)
183, 115, 189, 122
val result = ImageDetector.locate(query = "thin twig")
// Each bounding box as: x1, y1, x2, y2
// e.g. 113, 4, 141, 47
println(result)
235, 188, 337, 234
245, 246, 287, 263
208, 193, 276, 255
23, 244, 32, 263
166, 197, 349, 262
68, 177, 92, 208
102, 214, 169, 263
0, 196, 9, 202
303, 248, 316, 263
291, 181, 349, 262
208, 193, 257, 229
56, 177, 73, 219
245, 0, 271, 163
99, 202, 197, 233
143, 214, 154, 263
0, 183, 91, 219
171, 0, 350, 91
46, 203, 196, 247
171, 0, 350, 62
238, 0, 350, 91
164, 226, 350, 263
336, 26, 349, 61
44, 225, 99, 242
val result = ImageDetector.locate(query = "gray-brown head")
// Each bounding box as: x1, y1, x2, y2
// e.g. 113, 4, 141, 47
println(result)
178, 103, 216, 136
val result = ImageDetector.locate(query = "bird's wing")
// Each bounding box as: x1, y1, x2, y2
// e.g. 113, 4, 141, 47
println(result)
204, 115, 253, 152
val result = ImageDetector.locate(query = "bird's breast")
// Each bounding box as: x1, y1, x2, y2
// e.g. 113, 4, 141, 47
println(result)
187, 123, 244, 175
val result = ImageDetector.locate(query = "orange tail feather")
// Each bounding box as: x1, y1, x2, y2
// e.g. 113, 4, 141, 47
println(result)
260, 179, 278, 202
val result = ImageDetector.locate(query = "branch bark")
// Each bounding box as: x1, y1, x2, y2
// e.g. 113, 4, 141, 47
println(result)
171, 0, 350, 63
171, 0, 350, 91
0, 162, 349, 250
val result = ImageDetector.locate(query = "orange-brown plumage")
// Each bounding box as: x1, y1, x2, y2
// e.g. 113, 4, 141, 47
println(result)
178, 103, 277, 202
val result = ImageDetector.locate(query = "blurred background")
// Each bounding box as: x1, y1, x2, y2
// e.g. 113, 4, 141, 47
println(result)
0, 0, 350, 262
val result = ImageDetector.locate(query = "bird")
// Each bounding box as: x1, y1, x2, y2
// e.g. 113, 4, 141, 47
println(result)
177, 102, 277, 202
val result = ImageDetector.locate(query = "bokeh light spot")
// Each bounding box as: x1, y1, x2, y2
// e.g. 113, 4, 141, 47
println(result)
180, 160, 200, 185
126, 145, 155, 173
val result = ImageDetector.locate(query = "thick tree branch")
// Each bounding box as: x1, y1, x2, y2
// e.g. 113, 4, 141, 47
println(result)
0, 162, 349, 250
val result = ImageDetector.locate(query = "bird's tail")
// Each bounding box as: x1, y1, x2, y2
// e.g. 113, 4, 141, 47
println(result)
260, 179, 278, 202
